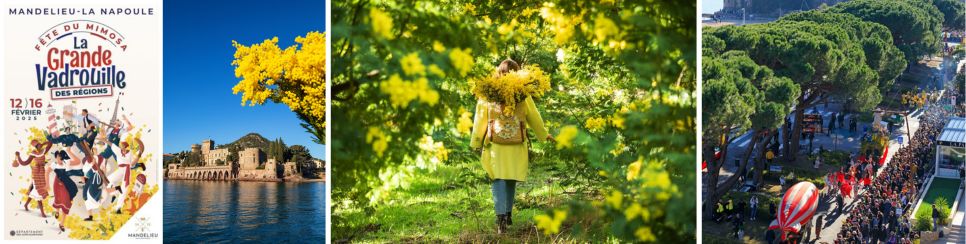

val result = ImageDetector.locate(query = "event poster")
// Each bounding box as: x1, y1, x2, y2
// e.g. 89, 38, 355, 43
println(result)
3, 0, 162, 240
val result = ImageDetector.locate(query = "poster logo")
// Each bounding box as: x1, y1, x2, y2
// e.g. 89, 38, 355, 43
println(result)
34, 20, 128, 100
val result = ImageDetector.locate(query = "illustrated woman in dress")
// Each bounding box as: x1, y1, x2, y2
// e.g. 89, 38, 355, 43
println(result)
51, 149, 84, 231
13, 140, 54, 218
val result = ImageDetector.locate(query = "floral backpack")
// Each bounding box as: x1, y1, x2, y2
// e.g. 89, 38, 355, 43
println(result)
485, 103, 526, 145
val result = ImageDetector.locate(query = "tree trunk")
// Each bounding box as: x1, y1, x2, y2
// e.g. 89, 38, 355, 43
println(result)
711, 132, 759, 200
704, 143, 719, 218
785, 106, 805, 161
704, 132, 732, 218
753, 130, 774, 186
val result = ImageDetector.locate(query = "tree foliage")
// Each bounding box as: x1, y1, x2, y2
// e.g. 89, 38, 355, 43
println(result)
700, 0, 948, 208
932, 0, 965, 30
829, 0, 943, 63
780, 11, 906, 90
332, 0, 694, 242
705, 5, 924, 160
701, 48, 799, 211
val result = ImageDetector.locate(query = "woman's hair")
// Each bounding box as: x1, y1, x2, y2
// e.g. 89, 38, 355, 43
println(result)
54, 150, 70, 161
496, 59, 520, 76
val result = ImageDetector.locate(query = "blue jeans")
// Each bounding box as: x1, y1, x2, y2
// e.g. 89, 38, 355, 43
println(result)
492, 179, 517, 215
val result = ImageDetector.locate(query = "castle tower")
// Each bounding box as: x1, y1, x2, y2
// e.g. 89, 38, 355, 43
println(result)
201, 139, 214, 155
191, 144, 201, 154
239, 147, 261, 170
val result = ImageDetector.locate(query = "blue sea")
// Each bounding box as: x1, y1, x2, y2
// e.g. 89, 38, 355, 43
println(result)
163, 181, 326, 243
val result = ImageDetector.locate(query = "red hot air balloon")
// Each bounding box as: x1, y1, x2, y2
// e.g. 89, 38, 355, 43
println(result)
768, 181, 819, 240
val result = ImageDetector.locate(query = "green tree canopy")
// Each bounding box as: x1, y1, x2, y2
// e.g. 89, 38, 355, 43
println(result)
780, 11, 906, 90
706, 10, 887, 160
829, 0, 943, 63
701, 49, 799, 208
933, 0, 965, 30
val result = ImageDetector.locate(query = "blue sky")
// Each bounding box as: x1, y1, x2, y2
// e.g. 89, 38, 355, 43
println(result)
703, 0, 723, 13
163, 0, 326, 158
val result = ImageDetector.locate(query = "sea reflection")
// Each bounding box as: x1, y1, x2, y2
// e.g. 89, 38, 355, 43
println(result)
164, 181, 325, 243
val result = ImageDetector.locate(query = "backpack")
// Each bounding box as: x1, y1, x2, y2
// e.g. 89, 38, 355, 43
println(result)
484, 103, 526, 145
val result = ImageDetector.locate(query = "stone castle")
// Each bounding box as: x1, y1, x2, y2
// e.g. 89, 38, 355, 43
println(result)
165, 139, 300, 181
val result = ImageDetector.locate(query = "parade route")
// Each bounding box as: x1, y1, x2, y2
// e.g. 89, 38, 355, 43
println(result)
813, 108, 923, 243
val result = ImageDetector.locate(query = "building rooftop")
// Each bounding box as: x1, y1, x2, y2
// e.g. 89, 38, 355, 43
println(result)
938, 117, 966, 146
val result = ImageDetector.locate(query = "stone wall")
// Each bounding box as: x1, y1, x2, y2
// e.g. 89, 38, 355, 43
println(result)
166, 164, 234, 180
283, 162, 298, 177
204, 148, 230, 166
239, 148, 261, 170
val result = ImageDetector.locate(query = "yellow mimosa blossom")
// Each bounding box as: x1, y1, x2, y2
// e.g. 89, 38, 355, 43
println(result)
448, 48, 474, 77
366, 127, 389, 157
457, 111, 473, 135
521, 7, 537, 17
610, 140, 625, 156
434, 145, 449, 162
605, 190, 623, 209
627, 156, 643, 180
584, 117, 607, 133
369, 8, 394, 39
61, 183, 158, 239
539, 5, 579, 45
380, 74, 439, 108
610, 113, 625, 129
624, 203, 643, 220
413, 77, 440, 105
428, 64, 446, 77
534, 209, 568, 235
641, 160, 675, 201
400, 52, 426, 76
231, 37, 282, 106
231, 32, 326, 132
635, 227, 657, 242
555, 125, 578, 149
497, 22, 514, 36
593, 14, 619, 43
471, 65, 551, 115
432, 41, 446, 52
463, 3, 476, 14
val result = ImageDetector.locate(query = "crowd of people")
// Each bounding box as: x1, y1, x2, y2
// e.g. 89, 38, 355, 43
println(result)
12, 105, 150, 231
834, 90, 962, 243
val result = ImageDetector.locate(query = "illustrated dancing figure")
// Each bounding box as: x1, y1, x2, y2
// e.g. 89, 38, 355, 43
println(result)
12, 140, 54, 218
51, 149, 84, 231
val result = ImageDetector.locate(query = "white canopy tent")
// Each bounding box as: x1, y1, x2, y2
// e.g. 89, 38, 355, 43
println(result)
936, 117, 966, 178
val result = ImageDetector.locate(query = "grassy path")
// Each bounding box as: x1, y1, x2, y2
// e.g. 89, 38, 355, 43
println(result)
335, 158, 615, 243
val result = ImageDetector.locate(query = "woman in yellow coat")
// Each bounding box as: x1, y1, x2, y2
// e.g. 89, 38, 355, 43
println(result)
470, 59, 554, 234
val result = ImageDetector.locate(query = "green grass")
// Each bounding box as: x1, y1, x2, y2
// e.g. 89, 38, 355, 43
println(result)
919, 177, 961, 213
334, 161, 617, 243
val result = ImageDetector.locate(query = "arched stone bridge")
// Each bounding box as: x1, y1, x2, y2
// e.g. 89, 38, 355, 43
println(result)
166, 165, 237, 181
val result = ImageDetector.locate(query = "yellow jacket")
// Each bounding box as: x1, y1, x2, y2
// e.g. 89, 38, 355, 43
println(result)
470, 96, 548, 181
